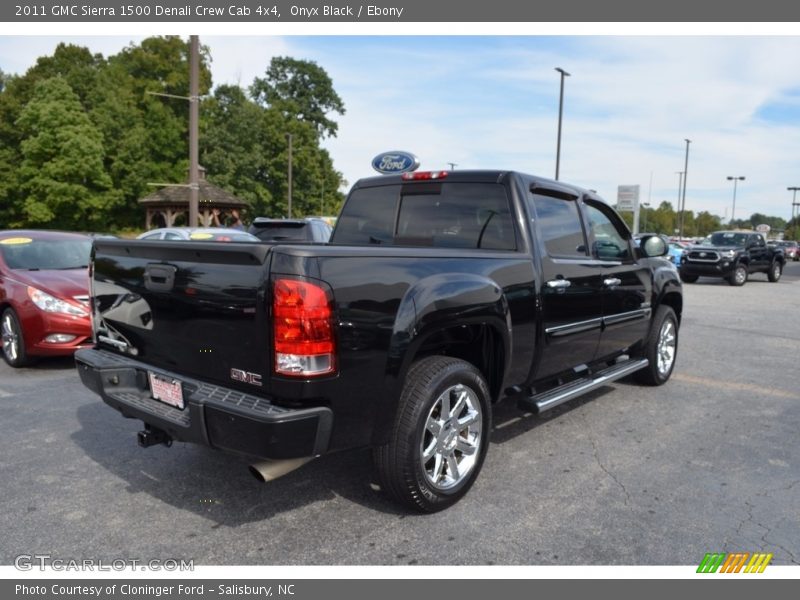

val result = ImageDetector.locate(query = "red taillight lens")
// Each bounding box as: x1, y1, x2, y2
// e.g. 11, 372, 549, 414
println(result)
401, 171, 449, 180
273, 278, 336, 377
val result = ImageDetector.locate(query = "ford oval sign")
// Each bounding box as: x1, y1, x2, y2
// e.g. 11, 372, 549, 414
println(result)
371, 151, 420, 175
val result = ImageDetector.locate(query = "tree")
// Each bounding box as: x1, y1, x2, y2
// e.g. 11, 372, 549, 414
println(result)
694, 211, 722, 236
251, 56, 346, 138
201, 83, 346, 219
15, 77, 121, 229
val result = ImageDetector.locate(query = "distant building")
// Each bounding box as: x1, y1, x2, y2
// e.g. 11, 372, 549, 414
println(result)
138, 167, 248, 229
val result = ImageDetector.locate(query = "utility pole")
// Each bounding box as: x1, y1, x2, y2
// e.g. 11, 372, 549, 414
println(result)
286, 133, 293, 218
447, 162, 457, 170
188, 35, 199, 227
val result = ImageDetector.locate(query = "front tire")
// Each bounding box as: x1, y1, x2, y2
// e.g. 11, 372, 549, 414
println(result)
634, 305, 679, 386
374, 356, 492, 512
680, 273, 698, 283
1, 308, 30, 368
728, 264, 748, 286
767, 261, 782, 282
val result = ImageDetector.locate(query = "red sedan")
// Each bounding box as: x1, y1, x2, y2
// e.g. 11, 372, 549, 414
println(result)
0, 230, 93, 367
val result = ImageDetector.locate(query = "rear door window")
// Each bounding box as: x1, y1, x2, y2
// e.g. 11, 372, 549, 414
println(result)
529, 192, 588, 258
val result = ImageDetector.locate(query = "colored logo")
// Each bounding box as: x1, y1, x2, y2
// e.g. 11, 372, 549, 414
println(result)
697, 552, 773, 573
371, 151, 420, 175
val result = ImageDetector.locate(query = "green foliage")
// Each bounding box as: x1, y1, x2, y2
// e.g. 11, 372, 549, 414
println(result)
15, 77, 121, 229
0, 37, 346, 231
620, 200, 722, 238
251, 56, 346, 139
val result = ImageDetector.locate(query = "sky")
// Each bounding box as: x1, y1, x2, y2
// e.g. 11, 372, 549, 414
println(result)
2, 33, 800, 223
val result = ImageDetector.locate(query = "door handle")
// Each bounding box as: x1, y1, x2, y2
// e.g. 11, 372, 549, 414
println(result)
546, 279, 571, 289
603, 278, 622, 287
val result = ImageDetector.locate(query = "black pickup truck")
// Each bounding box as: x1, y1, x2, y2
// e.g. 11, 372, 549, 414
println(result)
680, 230, 784, 285
76, 170, 682, 512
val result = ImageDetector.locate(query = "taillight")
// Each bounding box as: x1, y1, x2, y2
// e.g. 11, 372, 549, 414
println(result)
273, 278, 336, 377
401, 171, 449, 180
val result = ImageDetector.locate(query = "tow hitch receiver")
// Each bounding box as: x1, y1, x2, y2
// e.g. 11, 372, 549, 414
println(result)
137, 424, 173, 448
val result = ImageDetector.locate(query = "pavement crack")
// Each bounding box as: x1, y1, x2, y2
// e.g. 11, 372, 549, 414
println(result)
585, 417, 631, 507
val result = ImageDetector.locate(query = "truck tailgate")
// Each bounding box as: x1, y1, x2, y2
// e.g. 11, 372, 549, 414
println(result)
91, 240, 273, 391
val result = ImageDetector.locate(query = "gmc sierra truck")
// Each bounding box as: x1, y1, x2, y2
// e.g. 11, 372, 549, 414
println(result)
680, 230, 784, 286
75, 170, 683, 512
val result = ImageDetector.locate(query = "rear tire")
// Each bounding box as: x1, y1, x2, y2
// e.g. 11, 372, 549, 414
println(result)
373, 356, 492, 512
634, 305, 678, 386
767, 261, 782, 282
728, 264, 747, 286
1, 308, 31, 368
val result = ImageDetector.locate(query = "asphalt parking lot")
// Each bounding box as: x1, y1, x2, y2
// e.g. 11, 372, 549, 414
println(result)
1, 262, 799, 566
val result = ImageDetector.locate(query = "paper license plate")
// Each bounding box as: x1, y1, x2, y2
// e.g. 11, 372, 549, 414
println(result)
147, 372, 185, 410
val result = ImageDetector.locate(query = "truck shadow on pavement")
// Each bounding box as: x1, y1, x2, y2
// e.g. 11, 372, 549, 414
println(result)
490, 386, 614, 444
72, 387, 616, 523
71, 403, 409, 524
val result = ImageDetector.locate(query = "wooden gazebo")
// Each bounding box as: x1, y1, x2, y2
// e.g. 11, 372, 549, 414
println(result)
138, 167, 248, 229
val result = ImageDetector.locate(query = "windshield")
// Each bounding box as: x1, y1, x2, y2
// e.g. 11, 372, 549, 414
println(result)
0, 238, 91, 270
707, 232, 748, 247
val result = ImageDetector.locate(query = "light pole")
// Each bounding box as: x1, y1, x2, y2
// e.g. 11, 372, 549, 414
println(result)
727, 176, 745, 225
679, 139, 690, 240
641, 202, 650, 232
554, 67, 570, 180
675, 171, 684, 236
788, 186, 800, 224
447, 162, 458, 170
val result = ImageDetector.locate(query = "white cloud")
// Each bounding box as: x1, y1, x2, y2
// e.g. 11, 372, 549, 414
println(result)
2, 34, 800, 220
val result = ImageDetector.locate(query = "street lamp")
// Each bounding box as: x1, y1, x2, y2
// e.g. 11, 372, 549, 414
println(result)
554, 67, 570, 180
675, 171, 684, 237
641, 202, 650, 231
727, 176, 745, 225
679, 139, 690, 240
788, 186, 800, 223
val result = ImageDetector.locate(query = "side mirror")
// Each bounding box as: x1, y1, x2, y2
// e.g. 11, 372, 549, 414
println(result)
639, 234, 667, 257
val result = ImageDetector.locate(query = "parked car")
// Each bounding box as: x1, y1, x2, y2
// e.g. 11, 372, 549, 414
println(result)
680, 231, 784, 285
137, 227, 259, 242
248, 218, 332, 243
773, 240, 798, 261
634, 233, 684, 266
76, 170, 682, 512
668, 242, 688, 267
0, 230, 92, 367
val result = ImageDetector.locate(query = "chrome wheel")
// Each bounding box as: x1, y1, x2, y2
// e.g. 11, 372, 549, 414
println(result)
420, 383, 483, 491
1, 313, 19, 362
656, 319, 676, 378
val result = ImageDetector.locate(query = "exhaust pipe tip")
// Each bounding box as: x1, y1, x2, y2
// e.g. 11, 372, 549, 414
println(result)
249, 457, 313, 483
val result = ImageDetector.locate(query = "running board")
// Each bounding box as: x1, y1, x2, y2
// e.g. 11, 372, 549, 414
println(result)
517, 358, 649, 414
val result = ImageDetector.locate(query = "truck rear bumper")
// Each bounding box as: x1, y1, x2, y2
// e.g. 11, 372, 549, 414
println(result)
75, 348, 332, 460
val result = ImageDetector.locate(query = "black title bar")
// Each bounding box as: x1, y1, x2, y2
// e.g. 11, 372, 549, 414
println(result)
4, 0, 800, 22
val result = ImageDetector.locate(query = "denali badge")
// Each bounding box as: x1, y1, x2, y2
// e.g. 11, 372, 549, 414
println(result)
230, 368, 262, 387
